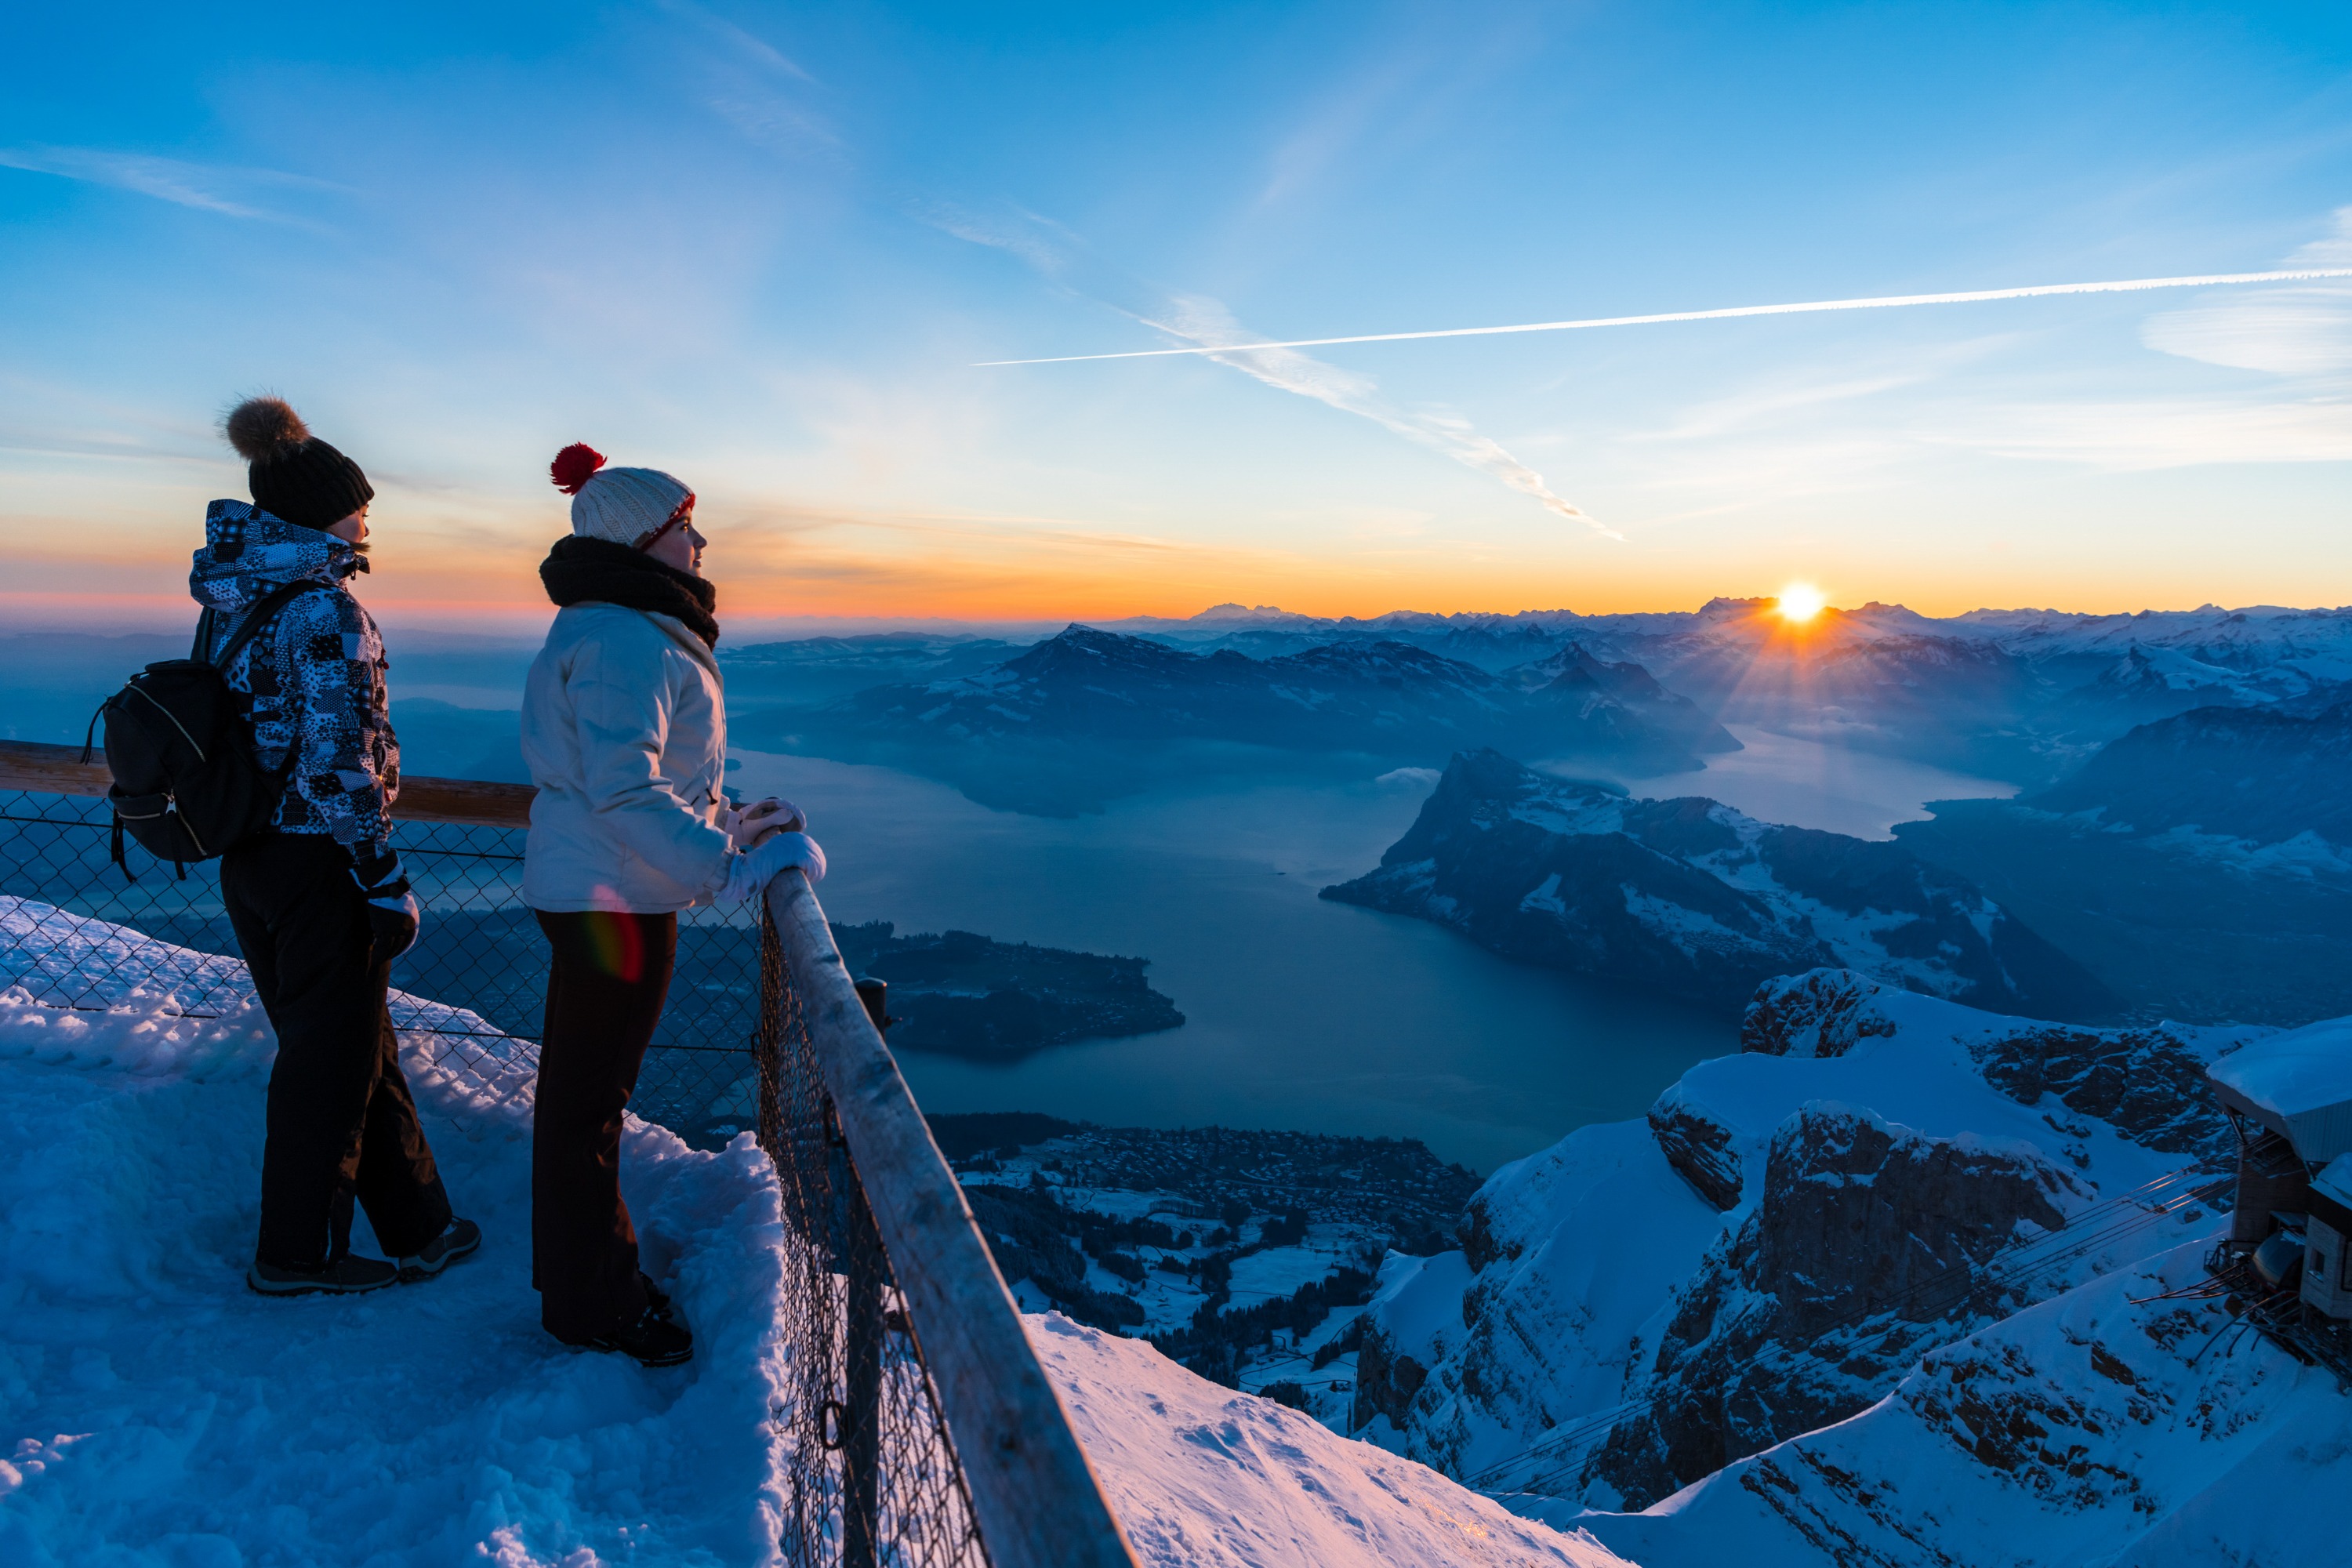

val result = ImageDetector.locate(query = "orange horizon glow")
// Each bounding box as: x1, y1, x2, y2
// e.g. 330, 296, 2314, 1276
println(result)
1, 511, 2341, 632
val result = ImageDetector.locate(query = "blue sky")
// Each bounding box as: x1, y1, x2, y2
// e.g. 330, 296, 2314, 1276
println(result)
2, 2, 2349, 627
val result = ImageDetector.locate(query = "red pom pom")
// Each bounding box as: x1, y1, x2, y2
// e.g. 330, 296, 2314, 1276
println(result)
550, 442, 606, 495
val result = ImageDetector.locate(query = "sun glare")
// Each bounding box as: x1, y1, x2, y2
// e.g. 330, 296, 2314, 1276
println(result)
1777, 583, 1827, 623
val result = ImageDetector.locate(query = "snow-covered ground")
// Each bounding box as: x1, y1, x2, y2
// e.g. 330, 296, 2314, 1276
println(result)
1039, 1317, 1628, 1568
0, 902, 1594, 1566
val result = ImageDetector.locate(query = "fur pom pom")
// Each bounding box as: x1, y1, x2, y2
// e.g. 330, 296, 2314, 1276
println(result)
550, 442, 606, 495
223, 397, 310, 463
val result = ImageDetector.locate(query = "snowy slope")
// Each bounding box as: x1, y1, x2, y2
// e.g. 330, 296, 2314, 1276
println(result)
0, 903, 1595, 1567
1033, 1314, 1630, 1568
1363, 968, 2265, 1511
1570, 1242, 2352, 1568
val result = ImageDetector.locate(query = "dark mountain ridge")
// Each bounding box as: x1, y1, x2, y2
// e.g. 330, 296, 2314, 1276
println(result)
765, 626, 1740, 799
1323, 749, 2111, 1020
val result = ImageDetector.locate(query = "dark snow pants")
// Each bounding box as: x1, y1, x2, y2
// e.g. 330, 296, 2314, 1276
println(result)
221, 833, 452, 1270
530, 909, 677, 1340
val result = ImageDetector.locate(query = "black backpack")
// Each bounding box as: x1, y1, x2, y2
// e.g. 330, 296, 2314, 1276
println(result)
84, 580, 323, 876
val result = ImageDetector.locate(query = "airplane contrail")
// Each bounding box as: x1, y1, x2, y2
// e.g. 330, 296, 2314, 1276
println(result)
975, 267, 2352, 366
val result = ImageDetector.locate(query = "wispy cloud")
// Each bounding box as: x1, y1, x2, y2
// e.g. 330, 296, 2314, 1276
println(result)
652, 0, 818, 82
2142, 208, 2352, 378
933, 208, 1616, 537
1142, 296, 1618, 539
658, 0, 841, 159
0, 145, 336, 220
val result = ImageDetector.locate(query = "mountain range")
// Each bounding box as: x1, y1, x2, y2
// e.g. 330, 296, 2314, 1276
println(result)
737, 623, 1738, 812
719, 597, 2352, 801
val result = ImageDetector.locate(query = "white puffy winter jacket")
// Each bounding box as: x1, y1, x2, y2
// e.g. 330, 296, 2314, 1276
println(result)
519, 603, 733, 913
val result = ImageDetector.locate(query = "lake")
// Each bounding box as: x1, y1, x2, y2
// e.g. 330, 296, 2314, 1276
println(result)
728, 731, 2015, 1173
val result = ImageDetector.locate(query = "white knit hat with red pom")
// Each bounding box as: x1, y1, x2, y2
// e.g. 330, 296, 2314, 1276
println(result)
548, 442, 695, 546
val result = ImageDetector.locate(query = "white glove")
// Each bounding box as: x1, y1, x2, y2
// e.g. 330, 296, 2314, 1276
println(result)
722, 796, 806, 850
720, 829, 827, 903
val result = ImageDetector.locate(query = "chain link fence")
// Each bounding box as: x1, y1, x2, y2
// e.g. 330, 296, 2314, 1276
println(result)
760, 916, 989, 1566
1, 776, 1010, 1566
0, 786, 757, 1145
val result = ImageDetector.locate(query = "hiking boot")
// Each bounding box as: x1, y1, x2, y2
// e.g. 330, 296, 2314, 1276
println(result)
640, 1270, 674, 1320
248, 1252, 400, 1297
564, 1306, 694, 1368
397, 1218, 482, 1282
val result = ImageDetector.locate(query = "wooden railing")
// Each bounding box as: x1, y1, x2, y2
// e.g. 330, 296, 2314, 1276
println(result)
0, 739, 535, 826
0, 737, 1138, 1567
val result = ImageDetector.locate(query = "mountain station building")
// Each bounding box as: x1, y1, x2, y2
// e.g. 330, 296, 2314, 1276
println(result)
2209, 1018, 2352, 1321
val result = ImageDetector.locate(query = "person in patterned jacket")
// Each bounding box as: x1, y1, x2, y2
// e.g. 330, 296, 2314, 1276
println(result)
194, 397, 478, 1297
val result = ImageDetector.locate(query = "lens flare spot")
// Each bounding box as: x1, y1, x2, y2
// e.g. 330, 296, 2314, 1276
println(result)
1777, 583, 1827, 623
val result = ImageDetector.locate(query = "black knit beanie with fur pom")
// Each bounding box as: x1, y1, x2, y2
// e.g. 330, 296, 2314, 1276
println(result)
223, 397, 375, 531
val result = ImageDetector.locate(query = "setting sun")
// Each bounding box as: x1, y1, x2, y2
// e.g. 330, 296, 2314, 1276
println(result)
1777, 583, 1828, 622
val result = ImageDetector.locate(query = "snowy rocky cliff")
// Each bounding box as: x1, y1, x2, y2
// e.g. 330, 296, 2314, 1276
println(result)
1323, 750, 2111, 1019
1355, 965, 2293, 1561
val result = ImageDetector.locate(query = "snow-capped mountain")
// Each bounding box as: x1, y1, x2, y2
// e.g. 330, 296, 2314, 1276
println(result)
1322, 749, 2111, 1019
1355, 965, 2278, 1560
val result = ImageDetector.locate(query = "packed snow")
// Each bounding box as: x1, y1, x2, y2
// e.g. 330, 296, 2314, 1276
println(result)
1036, 1315, 1628, 1568
0, 902, 1594, 1566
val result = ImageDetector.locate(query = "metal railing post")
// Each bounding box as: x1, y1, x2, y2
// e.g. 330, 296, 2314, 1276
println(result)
843, 1174, 886, 1568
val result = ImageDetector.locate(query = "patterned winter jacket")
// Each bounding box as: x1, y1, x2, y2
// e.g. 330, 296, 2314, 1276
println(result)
188, 501, 399, 872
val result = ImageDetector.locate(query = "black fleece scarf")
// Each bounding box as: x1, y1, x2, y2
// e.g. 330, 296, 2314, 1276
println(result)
540, 535, 720, 648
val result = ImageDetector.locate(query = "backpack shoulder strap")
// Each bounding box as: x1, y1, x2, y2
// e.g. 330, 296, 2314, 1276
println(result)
205, 580, 327, 671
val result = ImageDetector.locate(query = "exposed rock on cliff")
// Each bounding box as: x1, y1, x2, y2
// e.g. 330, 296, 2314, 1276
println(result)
1573, 1245, 2352, 1568
1357, 972, 2265, 1520
1588, 1104, 2083, 1507
1647, 1087, 1744, 1210
1323, 750, 2113, 1019
1740, 968, 1896, 1057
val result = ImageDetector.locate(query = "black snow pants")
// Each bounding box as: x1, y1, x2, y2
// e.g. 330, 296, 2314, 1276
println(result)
530, 909, 677, 1341
221, 832, 452, 1269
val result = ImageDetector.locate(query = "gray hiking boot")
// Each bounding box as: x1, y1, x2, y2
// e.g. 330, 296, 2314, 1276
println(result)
248, 1252, 400, 1296
396, 1218, 482, 1282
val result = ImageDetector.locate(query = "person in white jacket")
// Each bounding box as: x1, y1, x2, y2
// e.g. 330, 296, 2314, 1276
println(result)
520, 442, 825, 1367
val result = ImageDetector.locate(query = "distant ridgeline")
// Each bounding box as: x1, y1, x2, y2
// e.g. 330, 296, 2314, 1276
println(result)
727, 623, 1740, 815
1897, 700, 2352, 1025
833, 920, 1182, 1058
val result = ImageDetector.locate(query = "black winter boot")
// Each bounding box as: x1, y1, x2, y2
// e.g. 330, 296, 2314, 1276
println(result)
397, 1218, 482, 1281
564, 1306, 693, 1367
249, 1252, 399, 1296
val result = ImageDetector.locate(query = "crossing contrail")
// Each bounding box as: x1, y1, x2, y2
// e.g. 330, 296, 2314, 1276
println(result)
974, 267, 2352, 366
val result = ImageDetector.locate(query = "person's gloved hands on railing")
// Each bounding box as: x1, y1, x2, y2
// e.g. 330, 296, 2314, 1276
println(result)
721, 795, 805, 851
719, 828, 826, 903
351, 848, 423, 965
